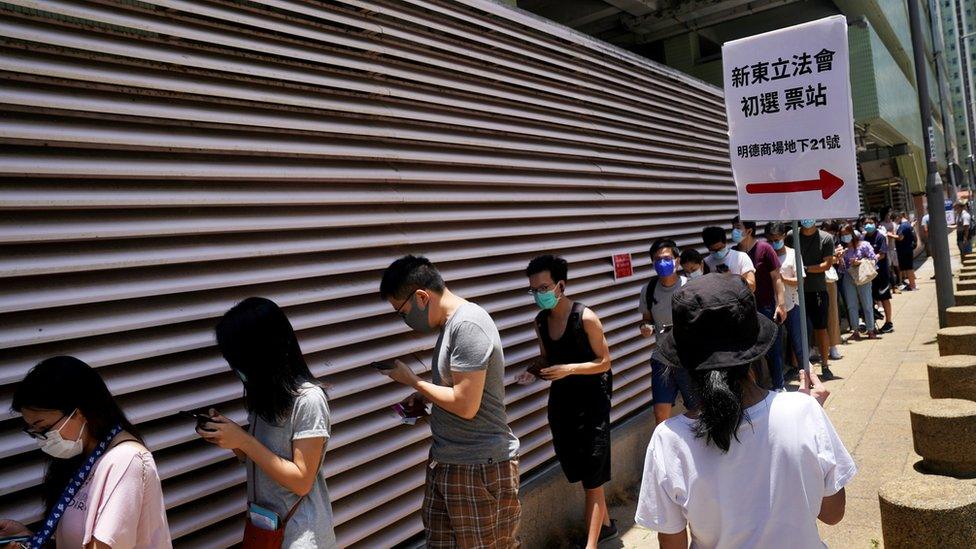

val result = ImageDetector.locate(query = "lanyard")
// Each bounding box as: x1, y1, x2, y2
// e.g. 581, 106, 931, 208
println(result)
29, 424, 122, 549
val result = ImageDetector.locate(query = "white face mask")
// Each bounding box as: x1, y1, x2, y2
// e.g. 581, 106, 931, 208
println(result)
38, 409, 87, 459
687, 269, 704, 279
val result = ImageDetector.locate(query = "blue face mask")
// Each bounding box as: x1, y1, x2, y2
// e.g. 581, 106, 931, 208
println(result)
712, 245, 730, 260
800, 219, 817, 229
841, 234, 853, 244
771, 239, 785, 250
654, 258, 676, 277
731, 228, 744, 243
865, 223, 876, 233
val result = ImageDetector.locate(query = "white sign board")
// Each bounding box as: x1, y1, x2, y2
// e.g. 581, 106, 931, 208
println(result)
722, 15, 860, 221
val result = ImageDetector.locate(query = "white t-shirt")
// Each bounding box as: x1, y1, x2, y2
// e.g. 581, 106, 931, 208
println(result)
959, 210, 972, 227
703, 249, 755, 277
921, 214, 929, 227
777, 247, 800, 311
636, 391, 856, 549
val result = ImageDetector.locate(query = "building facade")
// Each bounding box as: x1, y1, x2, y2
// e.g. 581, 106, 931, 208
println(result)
519, 0, 962, 213
942, 0, 976, 179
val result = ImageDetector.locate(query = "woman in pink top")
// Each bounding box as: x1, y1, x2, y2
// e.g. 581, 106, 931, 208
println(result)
0, 356, 172, 548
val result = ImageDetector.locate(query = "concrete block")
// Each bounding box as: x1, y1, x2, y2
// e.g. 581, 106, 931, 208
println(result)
946, 306, 976, 327
954, 291, 976, 306
910, 398, 976, 477
928, 356, 976, 402
938, 326, 976, 356
958, 280, 976, 292
879, 475, 976, 548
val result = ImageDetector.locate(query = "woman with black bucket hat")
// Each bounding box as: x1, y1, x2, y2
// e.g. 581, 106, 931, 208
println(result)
635, 273, 856, 548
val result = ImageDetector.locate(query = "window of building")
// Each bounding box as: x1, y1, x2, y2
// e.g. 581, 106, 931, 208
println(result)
696, 34, 722, 63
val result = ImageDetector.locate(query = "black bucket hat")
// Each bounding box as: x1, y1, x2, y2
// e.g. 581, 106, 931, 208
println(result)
655, 273, 777, 371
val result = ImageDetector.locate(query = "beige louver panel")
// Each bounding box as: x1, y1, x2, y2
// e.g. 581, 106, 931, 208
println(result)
0, 0, 735, 546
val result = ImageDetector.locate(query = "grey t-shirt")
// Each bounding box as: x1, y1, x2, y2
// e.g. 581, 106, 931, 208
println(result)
638, 276, 687, 333
788, 229, 834, 293
430, 301, 520, 464
248, 382, 337, 549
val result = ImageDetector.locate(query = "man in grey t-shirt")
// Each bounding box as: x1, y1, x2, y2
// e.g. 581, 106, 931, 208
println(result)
378, 255, 520, 548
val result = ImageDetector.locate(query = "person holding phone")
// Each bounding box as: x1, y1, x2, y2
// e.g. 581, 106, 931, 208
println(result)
1, 356, 171, 548
636, 275, 855, 548
516, 255, 615, 549
196, 297, 336, 548
377, 255, 520, 548
636, 239, 697, 426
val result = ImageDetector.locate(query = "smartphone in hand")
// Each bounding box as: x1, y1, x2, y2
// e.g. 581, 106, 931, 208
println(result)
180, 410, 216, 432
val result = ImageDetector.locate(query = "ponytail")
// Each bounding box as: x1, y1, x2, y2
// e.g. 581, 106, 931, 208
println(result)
689, 362, 753, 452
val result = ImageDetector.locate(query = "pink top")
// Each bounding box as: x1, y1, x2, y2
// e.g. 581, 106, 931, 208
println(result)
56, 440, 172, 548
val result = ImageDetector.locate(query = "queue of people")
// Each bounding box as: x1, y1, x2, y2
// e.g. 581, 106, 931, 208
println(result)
4, 220, 889, 548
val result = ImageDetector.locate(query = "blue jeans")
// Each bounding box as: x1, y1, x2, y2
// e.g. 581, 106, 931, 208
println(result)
651, 358, 698, 409
785, 305, 806, 371
758, 304, 785, 390
839, 272, 874, 331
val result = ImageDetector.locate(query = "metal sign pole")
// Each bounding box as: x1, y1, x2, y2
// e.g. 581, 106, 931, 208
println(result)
793, 220, 811, 379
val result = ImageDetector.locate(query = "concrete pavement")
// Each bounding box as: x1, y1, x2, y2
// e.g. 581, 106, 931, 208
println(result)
608, 251, 958, 549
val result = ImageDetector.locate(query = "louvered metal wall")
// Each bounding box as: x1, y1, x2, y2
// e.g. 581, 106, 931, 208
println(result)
0, 0, 736, 546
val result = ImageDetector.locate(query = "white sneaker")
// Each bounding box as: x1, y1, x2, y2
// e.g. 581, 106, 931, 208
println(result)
829, 347, 843, 361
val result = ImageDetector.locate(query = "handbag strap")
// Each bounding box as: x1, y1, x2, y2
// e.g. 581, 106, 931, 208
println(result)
247, 416, 322, 528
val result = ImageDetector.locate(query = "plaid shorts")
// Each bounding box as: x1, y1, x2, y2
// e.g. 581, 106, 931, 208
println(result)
422, 457, 521, 548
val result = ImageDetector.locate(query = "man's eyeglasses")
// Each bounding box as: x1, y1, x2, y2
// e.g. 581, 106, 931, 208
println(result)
22, 413, 67, 440
527, 284, 557, 296
395, 289, 419, 317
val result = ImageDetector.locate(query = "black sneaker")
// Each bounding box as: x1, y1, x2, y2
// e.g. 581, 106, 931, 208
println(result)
879, 322, 894, 334
599, 519, 618, 543
821, 366, 835, 380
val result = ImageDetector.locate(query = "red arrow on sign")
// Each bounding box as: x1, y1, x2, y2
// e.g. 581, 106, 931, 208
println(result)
745, 169, 844, 200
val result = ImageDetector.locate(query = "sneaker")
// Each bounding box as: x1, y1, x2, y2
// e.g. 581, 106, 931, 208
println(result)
867, 331, 880, 340
879, 322, 894, 334
829, 347, 842, 361
809, 348, 821, 363
599, 520, 618, 543
821, 366, 835, 380
850, 331, 862, 341
858, 321, 867, 333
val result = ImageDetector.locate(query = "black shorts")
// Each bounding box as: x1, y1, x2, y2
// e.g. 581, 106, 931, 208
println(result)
548, 375, 612, 489
804, 291, 829, 330
873, 265, 892, 301
897, 250, 914, 271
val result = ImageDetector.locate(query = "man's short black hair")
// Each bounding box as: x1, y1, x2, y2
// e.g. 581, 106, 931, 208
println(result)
379, 255, 446, 300
649, 238, 679, 259
702, 226, 727, 247
866, 214, 880, 223
731, 215, 757, 233
765, 222, 788, 238
679, 248, 703, 265
526, 254, 568, 284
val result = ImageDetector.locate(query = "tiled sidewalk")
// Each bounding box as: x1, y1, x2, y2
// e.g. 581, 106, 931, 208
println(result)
612, 251, 957, 549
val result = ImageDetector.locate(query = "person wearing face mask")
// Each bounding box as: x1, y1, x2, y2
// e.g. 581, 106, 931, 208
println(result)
732, 216, 787, 391
378, 255, 520, 548
197, 297, 336, 549
2, 356, 171, 548
863, 216, 894, 333
786, 219, 836, 380
679, 248, 706, 279
893, 211, 917, 291
701, 226, 756, 291
765, 223, 807, 379
516, 255, 615, 549
836, 224, 879, 341
638, 239, 698, 426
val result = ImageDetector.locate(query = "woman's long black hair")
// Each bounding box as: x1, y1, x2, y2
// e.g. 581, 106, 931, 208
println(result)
688, 361, 758, 452
216, 297, 322, 424
12, 356, 141, 515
